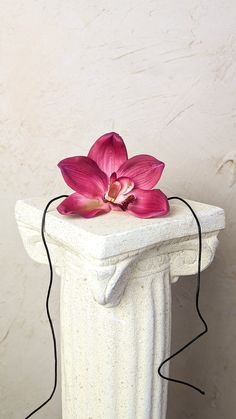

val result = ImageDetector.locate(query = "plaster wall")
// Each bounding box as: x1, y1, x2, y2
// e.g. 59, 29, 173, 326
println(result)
0, 1, 235, 418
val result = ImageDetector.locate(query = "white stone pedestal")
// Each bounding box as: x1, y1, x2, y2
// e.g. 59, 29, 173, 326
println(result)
15, 197, 224, 419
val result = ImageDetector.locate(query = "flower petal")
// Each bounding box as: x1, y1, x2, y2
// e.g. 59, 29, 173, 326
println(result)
117, 154, 165, 189
127, 188, 169, 218
58, 156, 108, 198
88, 132, 128, 177
57, 193, 111, 218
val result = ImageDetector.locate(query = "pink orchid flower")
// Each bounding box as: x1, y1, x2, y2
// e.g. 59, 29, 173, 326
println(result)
57, 132, 169, 218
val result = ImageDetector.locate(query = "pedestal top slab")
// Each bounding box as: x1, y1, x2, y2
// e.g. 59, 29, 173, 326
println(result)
15, 197, 225, 260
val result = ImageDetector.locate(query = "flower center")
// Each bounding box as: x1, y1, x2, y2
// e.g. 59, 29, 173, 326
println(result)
104, 177, 135, 210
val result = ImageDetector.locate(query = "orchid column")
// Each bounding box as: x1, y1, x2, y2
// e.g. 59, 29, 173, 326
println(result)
15, 197, 224, 419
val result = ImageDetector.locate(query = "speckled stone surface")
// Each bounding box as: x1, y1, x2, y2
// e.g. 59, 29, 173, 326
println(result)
15, 197, 224, 418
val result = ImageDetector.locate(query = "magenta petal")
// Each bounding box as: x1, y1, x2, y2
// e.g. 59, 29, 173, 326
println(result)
117, 154, 165, 189
58, 156, 108, 198
57, 193, 111, 218
127, 188, 169, 218
88, 132, 128, 177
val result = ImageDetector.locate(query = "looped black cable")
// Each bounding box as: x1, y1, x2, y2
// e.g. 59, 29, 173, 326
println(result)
25, 194, 207, 418
25, 195, 69, 419
158, 196, 208, 395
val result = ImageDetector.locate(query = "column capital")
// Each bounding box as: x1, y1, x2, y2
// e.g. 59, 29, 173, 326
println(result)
15, 197, 224, 307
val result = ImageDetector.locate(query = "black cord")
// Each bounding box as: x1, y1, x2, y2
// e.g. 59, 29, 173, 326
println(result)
158, 196, 208, 395
25, 195, 68, 419
25, 194, 207, 418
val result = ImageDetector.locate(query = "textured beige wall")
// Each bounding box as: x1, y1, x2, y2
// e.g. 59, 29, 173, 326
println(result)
0, 1, 235, 418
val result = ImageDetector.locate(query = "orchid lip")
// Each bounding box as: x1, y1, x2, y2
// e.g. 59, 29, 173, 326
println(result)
104, 176, 135, 206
